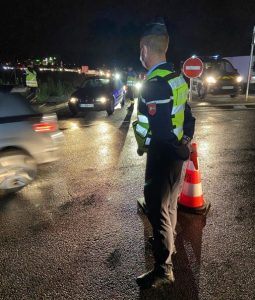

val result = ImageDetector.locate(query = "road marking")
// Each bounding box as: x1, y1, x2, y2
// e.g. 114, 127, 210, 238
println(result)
233, 105, 247, 109
192, 105, 255, 111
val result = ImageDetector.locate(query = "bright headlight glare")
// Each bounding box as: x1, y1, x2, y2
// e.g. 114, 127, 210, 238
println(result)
96, 97, 107, 103
236, 76, 243, 83
206, 76, 217, 84
135, 82, 142, 90
70, 97, 78, 103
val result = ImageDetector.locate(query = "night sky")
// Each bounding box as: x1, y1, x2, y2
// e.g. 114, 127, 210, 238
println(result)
0, 0, 254, 69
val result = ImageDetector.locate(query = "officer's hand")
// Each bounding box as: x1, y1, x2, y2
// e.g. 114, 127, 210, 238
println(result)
181, 136, 192, 152
137, 149, 144, 156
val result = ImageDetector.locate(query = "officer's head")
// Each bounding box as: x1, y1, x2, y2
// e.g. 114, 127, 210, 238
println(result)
140, 18, 169, 70
28, 61, 34, 70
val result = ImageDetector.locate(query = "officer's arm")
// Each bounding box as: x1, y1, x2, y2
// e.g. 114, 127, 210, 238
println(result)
183, 103, 196, 141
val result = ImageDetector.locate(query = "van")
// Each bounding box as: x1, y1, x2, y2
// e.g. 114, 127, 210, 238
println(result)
192, 57, 243, 99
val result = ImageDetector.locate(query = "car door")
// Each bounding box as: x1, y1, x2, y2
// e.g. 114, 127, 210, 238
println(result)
112, 78, 124, 105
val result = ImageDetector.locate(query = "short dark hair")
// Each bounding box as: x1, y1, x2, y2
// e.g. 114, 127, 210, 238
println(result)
141, 34, 169, 54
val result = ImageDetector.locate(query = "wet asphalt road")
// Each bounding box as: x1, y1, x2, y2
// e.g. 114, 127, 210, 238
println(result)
0, 96, 255, 300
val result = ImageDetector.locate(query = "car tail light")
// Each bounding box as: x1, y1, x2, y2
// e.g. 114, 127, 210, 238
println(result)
32, 122, 57, 132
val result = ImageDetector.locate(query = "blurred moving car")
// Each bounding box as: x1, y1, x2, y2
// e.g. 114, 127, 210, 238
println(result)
68, 75, 126, 116
192, 57, 243, 99
0, 93, 64, 196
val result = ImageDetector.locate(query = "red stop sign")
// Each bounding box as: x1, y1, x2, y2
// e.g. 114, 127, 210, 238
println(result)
183, 57, 203, 78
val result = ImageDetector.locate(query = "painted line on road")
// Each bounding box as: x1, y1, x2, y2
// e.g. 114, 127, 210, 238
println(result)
192, 105, 255, 112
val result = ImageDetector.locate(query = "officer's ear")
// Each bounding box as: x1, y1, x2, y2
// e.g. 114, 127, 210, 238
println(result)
140, 44, 148, 60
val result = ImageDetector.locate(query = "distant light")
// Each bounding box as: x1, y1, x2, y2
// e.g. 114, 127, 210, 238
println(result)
3, 66, 14, 70
135, 82, 142, 90
191, 55, 197, 58
212, 55, 219, 59
106, 72, 111, 78
115, 73, 120, 79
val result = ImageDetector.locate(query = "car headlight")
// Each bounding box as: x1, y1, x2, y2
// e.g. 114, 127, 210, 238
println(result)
135, 82, 143, 90
206, 76, 217, 84
69, 97, 78, 104
96, 97, 107, 103
236, 76, 243, 83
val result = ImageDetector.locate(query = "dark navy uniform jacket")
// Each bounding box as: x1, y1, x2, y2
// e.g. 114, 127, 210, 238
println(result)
138, 63, 195, 145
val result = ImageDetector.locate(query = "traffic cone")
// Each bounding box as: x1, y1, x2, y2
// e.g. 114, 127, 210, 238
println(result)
178, 143, 210, 215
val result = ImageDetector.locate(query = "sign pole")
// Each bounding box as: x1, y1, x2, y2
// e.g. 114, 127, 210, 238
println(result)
245, 26, 255, 101
189, 78, 193, 102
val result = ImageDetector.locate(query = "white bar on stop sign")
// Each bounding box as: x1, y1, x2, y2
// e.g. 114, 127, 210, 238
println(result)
185, 66, 201, 70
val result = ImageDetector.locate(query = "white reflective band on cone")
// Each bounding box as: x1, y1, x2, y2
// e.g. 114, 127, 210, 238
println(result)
187, 161, 200, 171
136, 124, 148, 137
182, 182, 203, 197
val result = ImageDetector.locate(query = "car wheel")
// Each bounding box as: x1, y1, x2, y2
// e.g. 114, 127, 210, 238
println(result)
106, 99, 115, 115
121, 94, 126, 108
197, 84, 207, 99
68, 103, 78, 116
0, 150, 37, 197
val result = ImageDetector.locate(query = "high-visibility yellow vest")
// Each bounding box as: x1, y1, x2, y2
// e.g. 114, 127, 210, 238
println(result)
127, 72, 136, 86
26, 69, 38, 87
133, 68, 189, 154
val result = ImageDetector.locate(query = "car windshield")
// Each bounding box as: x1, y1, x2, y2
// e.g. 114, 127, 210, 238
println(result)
81, 78, 110, 88
204, 61, 235, 73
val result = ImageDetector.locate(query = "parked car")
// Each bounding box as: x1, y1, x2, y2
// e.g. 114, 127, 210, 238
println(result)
0, 93, 64, 196
68, 75, 126, 116
192, 57, 243, 99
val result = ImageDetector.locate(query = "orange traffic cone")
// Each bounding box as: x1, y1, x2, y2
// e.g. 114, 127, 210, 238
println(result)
178, 143, 210, 215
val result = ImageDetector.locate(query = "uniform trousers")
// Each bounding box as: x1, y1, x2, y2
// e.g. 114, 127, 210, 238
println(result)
144, 142, 184, 273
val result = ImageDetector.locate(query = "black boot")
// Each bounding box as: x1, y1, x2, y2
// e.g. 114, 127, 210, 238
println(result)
136, 268, 175, 289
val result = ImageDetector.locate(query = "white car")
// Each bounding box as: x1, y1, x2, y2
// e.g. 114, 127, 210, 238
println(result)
0, 93, 64, 196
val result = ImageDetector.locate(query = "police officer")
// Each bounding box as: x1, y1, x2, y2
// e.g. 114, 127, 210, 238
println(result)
135, 19, 195, 289
25, 62, 38, 101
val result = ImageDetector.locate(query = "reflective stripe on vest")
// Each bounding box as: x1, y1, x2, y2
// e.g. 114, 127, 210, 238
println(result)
127, 75, 135, 86
138, 114, 149, 124
136, 123, 148, 138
